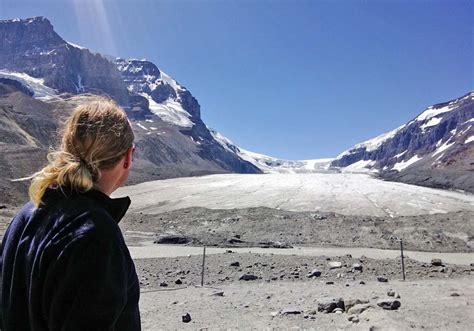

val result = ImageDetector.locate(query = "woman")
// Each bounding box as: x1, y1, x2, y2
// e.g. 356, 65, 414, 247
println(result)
0, 96, 140, 330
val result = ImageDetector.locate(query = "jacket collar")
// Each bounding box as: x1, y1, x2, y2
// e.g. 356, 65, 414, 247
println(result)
42, 187, 131, 224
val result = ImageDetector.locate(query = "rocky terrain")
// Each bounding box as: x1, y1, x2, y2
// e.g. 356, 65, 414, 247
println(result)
138, 275, 473, 330
119, 207, 474, 253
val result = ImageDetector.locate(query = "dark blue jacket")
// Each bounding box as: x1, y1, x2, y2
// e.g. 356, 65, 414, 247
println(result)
0, 188, 141, 330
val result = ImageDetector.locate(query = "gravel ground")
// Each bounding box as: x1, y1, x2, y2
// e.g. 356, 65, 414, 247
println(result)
134, 252, 473, 290
139, 276, 474, 330
120, 207, 474, 253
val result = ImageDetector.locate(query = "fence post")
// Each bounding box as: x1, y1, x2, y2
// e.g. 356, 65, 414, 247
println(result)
400, 239, 406, 281
201, 246, 206, 286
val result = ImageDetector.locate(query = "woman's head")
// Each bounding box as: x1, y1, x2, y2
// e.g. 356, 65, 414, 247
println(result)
29, 95, 135, 206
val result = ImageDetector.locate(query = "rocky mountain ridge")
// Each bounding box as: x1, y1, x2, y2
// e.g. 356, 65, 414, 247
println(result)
330, 92, 473, 192
0, 16, 262, 205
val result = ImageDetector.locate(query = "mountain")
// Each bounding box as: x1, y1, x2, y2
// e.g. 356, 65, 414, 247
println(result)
331, 92, 474, 192
209, 128, 333, 173
0, 17, 129, 104
0, 16, 262, 204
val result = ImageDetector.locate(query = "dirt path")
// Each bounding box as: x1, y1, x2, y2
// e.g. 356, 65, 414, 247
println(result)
129, 243, 474, 265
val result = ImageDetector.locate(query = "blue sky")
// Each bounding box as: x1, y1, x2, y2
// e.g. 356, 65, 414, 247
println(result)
1, 0, 472, 159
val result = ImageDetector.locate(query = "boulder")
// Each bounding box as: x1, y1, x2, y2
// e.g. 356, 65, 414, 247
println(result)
307, 269, 322, 278
182, 313, 192, 323
317, 297, 345, 313
431, 258, 443, 266
352, 263, 363, 272
377, 276, 389, 282
377, 299, 401, 310
239, 274, 258, 281
154, 234, 192, 245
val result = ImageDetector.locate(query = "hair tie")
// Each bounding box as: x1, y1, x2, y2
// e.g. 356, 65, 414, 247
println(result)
78, 158, 97, 178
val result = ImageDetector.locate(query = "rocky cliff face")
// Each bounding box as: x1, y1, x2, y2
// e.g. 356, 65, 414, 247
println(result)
0, 17, 129, 104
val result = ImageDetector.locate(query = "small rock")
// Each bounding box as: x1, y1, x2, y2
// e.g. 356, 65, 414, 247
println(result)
230, 261, 240, 267
159, 282, 168, 287
348, 315, 359, 323
377, 276, 388, 283
377, 299, 401, 310
182, 313, 192, 323
211, 291, 224, 297
175, 279, 182, 285
387, 290, 396, 297
450, 293, 460, 297
239, 274, 258, 281
431, 258, 443, 266
359, 280, 366, 285
306, 309, 317, 315
328, 261, 342, 269
225, 250, 233, 253
352, 263, 363, 272
347, 303, 372, 315
317, 297, 345, 313
307, 269, 322, 278
280, 307, 302, 315
270, 311, 279, 317
334, 308, 343, 314
326, 281, 334, 285
345, 299, 369, 311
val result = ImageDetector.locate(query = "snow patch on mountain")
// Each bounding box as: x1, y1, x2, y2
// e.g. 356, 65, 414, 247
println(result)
433, 140, 456, 157
392, 155, 422, 171
116, 58, 194, 127
342, 159, 377, 173
420, 117, 442, 132
143, 94, 193, 128
160, 71, 185, 92
67, 41, 85, 50
0, 70, 57, 100
337, 124, 405, 158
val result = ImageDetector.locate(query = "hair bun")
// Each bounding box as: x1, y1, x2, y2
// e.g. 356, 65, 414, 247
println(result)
78, 158, 99, 181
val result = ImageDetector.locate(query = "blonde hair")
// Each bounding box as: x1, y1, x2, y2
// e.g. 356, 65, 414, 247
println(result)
29, 95, 134, 206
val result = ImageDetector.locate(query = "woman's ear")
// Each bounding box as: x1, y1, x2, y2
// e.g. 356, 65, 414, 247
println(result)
123, 146, 135, 169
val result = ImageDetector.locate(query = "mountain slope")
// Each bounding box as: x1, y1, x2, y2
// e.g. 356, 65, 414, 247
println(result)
331, 92, 474, 192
